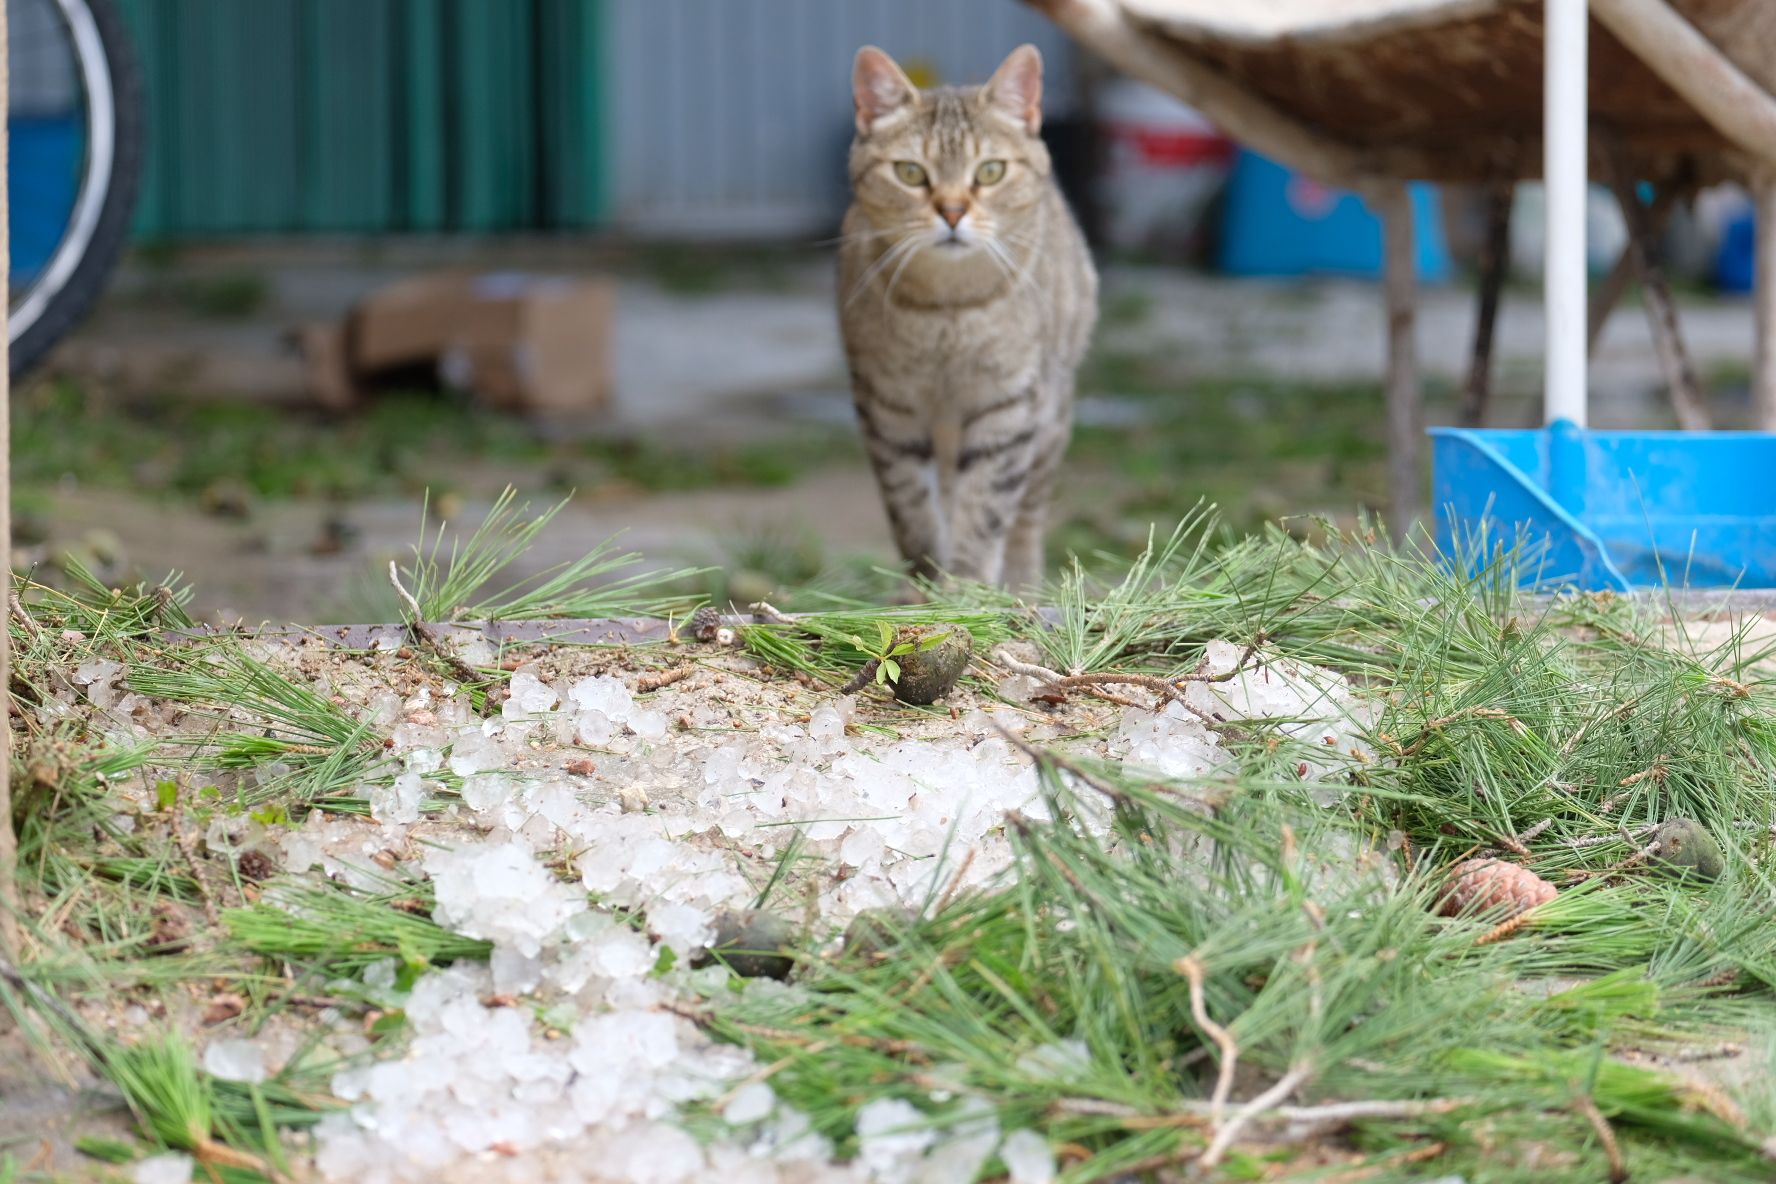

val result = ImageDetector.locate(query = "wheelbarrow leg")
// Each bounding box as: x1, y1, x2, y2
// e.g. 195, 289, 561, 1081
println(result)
1461, 177, 1513, 428
1756, 174, 1776, 430
1604, 147, 1707, 431
1587, 176, 1682, 357
1376, 181, 1421, 542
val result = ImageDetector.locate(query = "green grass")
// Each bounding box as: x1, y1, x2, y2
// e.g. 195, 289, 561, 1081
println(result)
14, 380, 852, 506
8, 513, 1776, 1179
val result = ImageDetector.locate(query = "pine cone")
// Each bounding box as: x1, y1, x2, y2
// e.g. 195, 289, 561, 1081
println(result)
1436, 858, 1556, 919
687, 605, 723, 642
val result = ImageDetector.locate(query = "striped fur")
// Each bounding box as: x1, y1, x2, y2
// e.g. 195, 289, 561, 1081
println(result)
838, 44, 1097, 589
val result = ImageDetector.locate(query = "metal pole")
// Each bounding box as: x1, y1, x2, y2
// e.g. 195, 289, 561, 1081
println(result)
1544, 0, 1589, 427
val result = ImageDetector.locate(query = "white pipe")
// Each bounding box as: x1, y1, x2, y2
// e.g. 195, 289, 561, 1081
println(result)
1545, 0, 1589, 426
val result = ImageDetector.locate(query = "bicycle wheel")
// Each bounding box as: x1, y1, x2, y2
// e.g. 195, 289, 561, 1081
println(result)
7, 0, 142, 379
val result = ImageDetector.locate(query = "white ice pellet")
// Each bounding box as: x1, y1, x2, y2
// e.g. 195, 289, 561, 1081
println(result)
426, 841, 585, 958
202, 1038, 267, 1084
628, 709, 668, 739
505, 670, 561, 716
1000, 1129, 1055, 1184
370, 771, 427, 826
722, 1081, 776, 1125
568, 675, 635, 722
133, 1153, 194, 1184
855, 1098, 934, 1183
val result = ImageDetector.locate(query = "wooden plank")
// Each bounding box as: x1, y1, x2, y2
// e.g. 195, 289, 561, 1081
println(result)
1591, 0, 1776, 165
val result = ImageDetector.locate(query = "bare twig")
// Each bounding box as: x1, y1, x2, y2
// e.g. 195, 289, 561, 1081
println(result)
1562, 823, 1658, 849
1474, 908, 1540, 945
172, 814, 222, 928
839, 658, 881, 696
1200, 1063, 1313, 1168
1175, 955, 1239, 1121
1618, 756, 1669, 787
1574, 1092, 1628, 1184
988, 645, 1065, 685
635, 666, 693, 694
8, 591, 42, 646
387, 562, 483, 689
747, 601, 795, 625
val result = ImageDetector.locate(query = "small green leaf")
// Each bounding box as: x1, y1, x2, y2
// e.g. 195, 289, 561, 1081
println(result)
877, 620, 895, 650
880, 658, 901, 685
155, 780, 178, 810
651, 944, 679, 977
249, 803, 289, 827
918, 631, 951, 651
848, 634, 869, 652
367, 1010, 408, 1040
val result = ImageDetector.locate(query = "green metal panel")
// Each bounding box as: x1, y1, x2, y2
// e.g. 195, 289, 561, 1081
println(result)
112, 0, 608, 235
538, 0, 604, 228
397, 0, 447, 230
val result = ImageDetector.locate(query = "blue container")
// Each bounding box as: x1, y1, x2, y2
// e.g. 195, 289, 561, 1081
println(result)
1430, 422, 1776, 590
1716, 204, 1756, 295
1217, 149, 1451, 281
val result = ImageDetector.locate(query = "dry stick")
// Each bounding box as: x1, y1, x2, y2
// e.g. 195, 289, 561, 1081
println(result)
1474, 907, 1541, 946
387, 562, 482, 689
988, 646, 1065, 685
1574, 1092, 1629, 1184
1315, 1141, 1450, 1184
172, 814, 222, 928
1175, 955, 1239, 1121
635, 666, 693, 693
1461, 175, 1514, 428
1199, 1063, 1313, 1169
1604, 141, 1709, 431
7, 591, 41, 647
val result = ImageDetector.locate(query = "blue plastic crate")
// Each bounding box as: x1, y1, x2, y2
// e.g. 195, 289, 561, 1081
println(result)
1431, 420, 1776, 590
1217, 148, 1451, 281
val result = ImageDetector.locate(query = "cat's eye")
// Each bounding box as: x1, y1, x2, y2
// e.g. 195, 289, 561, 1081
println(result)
892, 161, 928, 187
975, 159, 1007, 186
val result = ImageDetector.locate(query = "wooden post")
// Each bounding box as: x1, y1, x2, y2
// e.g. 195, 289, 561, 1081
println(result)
0, 0, 17, 962
1377, 182, 1421, 541
1756, 175, 1776, 430
1461, 179, 1513, 427
1604, 147, 1708, 430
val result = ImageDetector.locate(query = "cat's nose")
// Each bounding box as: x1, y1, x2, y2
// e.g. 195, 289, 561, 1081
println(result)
936, 200, 969, 228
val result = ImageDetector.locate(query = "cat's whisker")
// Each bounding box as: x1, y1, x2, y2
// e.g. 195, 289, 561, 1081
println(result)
845, 235, 921, 307
882, 235, 935, 303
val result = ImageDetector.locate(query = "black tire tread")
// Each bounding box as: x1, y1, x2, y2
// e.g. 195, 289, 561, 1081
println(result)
9, 0, 145, 379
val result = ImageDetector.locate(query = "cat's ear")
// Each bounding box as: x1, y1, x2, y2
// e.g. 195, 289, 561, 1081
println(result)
984, 44, 1043, 134
853, 46, 918, 135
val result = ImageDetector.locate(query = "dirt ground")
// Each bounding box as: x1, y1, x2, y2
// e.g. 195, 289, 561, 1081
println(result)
21, 241, 1766, 622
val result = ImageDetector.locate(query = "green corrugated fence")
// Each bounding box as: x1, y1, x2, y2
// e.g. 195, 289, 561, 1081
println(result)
113, 0, 606, 235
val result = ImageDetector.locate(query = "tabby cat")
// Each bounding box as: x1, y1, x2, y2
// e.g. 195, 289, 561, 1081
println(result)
838, 44, 1097, 590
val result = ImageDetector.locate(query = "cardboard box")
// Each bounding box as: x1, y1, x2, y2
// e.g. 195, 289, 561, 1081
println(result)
302, 272, 616, 417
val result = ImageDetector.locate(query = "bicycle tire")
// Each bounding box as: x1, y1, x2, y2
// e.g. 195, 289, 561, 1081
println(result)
9, 0, 143, 380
